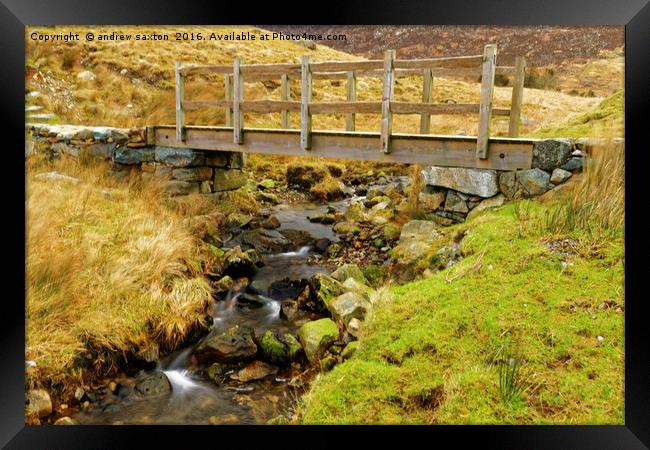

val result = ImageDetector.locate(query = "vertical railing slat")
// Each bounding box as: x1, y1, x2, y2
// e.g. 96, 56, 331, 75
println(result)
476, 44, 497, 159
380, 49, 396, 153
300, 55, 312, 150
175, 61, 185, 141
233, 57, 244, 144
346, 71, 356, 131
420, 68, 433, 134
508, 56, 526, 138
280, 73, 290, 128
225, 74, 234, 127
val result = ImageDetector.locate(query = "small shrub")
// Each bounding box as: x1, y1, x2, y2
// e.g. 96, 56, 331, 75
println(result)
498, 358, 525, 403
524, 66, 558, 90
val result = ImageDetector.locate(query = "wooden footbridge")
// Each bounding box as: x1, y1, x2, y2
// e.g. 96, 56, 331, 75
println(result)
153, 44, 537, 170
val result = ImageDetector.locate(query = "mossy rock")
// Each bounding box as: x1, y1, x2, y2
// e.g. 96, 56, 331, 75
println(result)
258, 330, 303, 366
333, 221, 360, 235
258, 179, 276, 190
341, 341, 360, 360
310, 273, 346, 306
330, 264, 368, 284
256, 191, 280, 204
297, 318, 340, 364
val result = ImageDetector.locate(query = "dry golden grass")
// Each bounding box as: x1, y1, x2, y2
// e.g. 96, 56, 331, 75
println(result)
541, 141, 624, 237
26, 155, 213, 395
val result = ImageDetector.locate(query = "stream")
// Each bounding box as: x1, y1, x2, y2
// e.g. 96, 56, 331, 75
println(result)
73, 199, 351, 425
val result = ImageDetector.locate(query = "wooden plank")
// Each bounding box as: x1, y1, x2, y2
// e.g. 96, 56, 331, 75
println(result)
197, 65, 515, 82
346, 71, 356, 131
420, 69, 433, 134
280, 73, 290, 128
240, 63, 301, 75
175, 61, 185, 141
300, 55, 312, 150
391, 102, 510, 116
508, 56, 526, 137
394, 55, 483, 70
181, 59, 513, 80
310, 60, 383, 72
180, 65, 232, 76
182, 100, 230, 110
476, 45, 497, 159
225, 74, 233, 127
241, 100, 301, 113
380, 50, 396, 153
154, 125, 535, 170
310, 102, 380, 114
233, 57, 244, 144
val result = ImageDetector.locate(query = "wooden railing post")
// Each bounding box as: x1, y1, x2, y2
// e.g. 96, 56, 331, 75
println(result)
346, 71, 356, 131
300, 55, 312, 150
175, 61, 185, 141
225, 74, 234, 127
476, 44, 497, 159
419, 68, 433, 134
380, 49, 396, 153
508, 55, 526, 137
280, 73, 290, 128
233, 57, 244, 144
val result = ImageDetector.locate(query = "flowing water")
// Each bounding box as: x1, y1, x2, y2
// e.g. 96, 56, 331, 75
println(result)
74, 200, 349, 425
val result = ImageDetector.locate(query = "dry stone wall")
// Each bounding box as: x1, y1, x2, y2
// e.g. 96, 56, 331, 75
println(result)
418, 139, 591, 225
26, 124, 247, 196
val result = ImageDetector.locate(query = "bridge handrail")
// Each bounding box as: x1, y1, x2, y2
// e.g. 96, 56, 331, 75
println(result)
174, 45, 527, 159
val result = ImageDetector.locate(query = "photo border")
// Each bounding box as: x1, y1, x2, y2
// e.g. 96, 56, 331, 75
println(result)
3, 0, 648, 447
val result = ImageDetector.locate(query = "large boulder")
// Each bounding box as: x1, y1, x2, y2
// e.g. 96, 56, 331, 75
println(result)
26, 389, 52, 418
222, 246, 262, 277
330, 264, 368, 284
172, 167, 213, 182
162, 180, 200, 196
466, 194, 505, 220
113, 147, 153, 164
234, 360, 279, 382
213, 169, 247, 191
326, 292, 371, 326
228, 228, 291, 253
342, 277, 373, 300
498, 171, 522, 199
297, 318, 340, 364
421, 166, 499, 198
392, 220, 442, 265
550, 168, 572, 184
309, 273, 346, 310
194, 325, 258, 363
257, 331, 303, 366
516, 168, 552, 196
418, 191, 446, 212
155, 147, 205, 167
134, 371, 172, 397
532, 139, 571, 171
444, 191, 469, 214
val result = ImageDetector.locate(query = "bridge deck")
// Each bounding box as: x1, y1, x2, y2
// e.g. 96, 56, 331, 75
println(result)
152, 125, 537, 170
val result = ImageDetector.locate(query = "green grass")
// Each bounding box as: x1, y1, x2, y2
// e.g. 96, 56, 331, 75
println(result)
297, 201, 624, 424
527, 90, 623, 139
